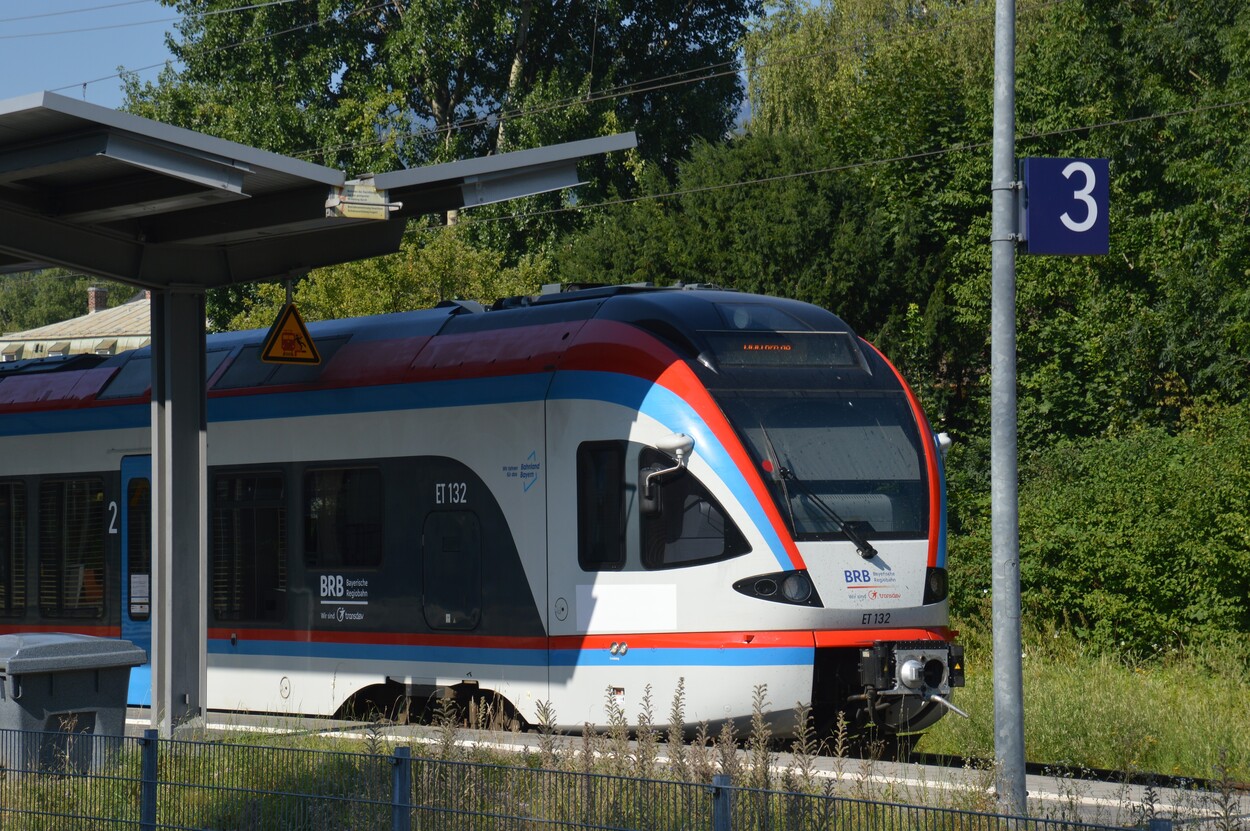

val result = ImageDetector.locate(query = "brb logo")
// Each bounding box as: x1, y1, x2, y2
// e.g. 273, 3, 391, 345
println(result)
844, 570, 872, 584
320, 574, 344, 598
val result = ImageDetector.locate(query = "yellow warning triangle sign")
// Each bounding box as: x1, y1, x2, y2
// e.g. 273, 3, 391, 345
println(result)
261, 303, 321, 365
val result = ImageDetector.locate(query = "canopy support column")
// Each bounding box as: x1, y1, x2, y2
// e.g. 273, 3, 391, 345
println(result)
150, 286, 208, 737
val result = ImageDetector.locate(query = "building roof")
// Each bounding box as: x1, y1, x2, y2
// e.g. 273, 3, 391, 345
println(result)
5, 294, 149, 340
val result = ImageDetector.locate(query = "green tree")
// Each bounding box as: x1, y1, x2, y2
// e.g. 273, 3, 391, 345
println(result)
124, 0, 761, 323
0, 271, 134, 334
950, 402, 1250, 654
125, 0, 759, 181
228, 224, 551, 329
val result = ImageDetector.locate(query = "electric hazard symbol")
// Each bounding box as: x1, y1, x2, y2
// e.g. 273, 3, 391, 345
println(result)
261, 303, 321, 365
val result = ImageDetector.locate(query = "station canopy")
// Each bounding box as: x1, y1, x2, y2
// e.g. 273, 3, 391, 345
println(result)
0, 91, 636, 285
0, 89, 635, 737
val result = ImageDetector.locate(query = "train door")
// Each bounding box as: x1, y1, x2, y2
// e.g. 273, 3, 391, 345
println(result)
120, 455, 152, 705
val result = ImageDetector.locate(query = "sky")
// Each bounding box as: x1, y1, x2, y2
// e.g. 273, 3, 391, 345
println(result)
0, 0, 178, 110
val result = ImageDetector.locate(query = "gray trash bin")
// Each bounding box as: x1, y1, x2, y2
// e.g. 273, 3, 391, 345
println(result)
0, 632, 146, 773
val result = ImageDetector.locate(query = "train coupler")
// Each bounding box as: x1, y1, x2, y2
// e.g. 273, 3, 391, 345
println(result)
858, 640, 965, 703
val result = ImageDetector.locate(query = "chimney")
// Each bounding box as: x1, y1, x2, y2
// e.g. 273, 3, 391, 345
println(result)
88, 286, 107, 314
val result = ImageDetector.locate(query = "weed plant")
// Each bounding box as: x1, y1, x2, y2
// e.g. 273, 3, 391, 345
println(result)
3, 664, 1246, 830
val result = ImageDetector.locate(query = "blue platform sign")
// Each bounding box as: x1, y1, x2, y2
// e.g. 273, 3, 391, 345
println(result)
1021, 157, 1109, 255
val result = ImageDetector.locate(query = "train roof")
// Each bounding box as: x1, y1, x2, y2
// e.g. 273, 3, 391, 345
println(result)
0, 284, 886, 410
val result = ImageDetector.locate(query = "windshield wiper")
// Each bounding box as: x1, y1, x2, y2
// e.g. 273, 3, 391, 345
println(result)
778, 466, 878, 560
748, 417, 878, 560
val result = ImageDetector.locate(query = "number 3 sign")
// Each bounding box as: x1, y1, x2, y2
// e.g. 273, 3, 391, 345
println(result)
1020, 157, 1110, 255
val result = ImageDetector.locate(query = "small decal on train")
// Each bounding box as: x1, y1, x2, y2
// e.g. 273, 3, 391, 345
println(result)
319, 606, 365, 623
502, 450, 542, 492
319, 574, 370, 601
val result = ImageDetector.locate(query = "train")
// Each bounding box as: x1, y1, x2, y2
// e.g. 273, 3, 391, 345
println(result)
0, 283, 962, 738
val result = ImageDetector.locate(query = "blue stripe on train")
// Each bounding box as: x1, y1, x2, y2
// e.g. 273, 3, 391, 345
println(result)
206, 639, 812, 668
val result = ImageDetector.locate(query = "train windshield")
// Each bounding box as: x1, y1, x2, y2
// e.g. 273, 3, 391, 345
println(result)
717, 390, 929, 541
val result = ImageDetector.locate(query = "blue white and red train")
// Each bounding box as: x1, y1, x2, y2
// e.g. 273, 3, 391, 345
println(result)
0, 284, 962, 737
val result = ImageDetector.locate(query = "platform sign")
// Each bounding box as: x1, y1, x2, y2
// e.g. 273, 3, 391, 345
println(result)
1020, 157, 1109, 255
261, 303, 320, 364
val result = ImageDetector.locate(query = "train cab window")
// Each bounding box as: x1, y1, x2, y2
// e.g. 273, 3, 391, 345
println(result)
577, 442, 626, 571
127, 478, 152, 622
0, 483, 26, 618
304, 467, 383, 568
422, 511, 482, 630
211, 472, 287, 622
38, 478, 106, 618
639, 450, 750, 570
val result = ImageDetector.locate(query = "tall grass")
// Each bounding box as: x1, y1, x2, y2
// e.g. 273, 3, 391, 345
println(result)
920, 622, 1250, 781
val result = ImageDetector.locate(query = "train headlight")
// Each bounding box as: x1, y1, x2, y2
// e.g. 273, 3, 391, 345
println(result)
781, 573, 812, 603
732, 570, 822, 607
922, 567, 948, 604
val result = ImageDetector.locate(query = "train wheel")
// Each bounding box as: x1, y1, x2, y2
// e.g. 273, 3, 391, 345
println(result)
338, 682, 410, 724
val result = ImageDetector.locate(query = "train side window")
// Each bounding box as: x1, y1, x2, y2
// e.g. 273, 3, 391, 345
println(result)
304, 467, 383, 568
38, 478, 106, 618
422, 511, 481, 630
577, 442, 626, 571
639, 450, 750, 570
211, 472, 287, 622
127, 478, 152, 622
0, 482, 26, 618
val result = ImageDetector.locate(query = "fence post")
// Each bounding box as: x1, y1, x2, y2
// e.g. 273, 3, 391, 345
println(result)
140, 728, 158, 831
711, 774, 732, 831
391, 745, 412, 831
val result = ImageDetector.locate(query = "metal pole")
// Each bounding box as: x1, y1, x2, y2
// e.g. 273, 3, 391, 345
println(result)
991, 0, 1027, 815
711, 774, 733, 831
391, 745, 413, 831
140, 728, 158, 830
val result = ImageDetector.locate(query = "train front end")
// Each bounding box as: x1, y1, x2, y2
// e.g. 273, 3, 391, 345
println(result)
600, 289, 964, 738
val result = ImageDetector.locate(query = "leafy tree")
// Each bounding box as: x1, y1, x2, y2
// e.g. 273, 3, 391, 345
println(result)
124, 0, 761, 323
950, 402, 1250, 654
735, 0, 1250, 449
0, 271, 135, 334
125, 0, 759, 181
228, 224, 551, 329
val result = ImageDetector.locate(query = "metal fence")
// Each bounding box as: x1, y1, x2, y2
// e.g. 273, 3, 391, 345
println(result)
0, 726, 1150, 831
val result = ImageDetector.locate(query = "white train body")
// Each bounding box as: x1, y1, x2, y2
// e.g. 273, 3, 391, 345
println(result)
0, 285, 961, 735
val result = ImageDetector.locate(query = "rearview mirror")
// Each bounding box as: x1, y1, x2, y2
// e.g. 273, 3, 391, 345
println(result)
642, 433, 695, 514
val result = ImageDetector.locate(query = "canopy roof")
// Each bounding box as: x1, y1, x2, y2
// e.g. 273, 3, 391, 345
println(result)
0, 91, 634, 287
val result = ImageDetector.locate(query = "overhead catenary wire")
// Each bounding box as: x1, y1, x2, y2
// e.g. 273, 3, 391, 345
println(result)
41, 0, 1048, 152
26, 0, 1189, 163
22, 0, 1235, 241
291, 0, 1049, 161
415, 94, 1250, 234
49, 0, 390, 95
0, 0, 151, 24
0, 0, 302, 38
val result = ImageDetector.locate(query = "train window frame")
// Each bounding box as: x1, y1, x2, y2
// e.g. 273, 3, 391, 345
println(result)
638, 449, 751, 570
303, 466, 384, 569
37, 477, 106, 619
576, 441, 627, 572
0, 481, 26, 618
210, 470, 288, 623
